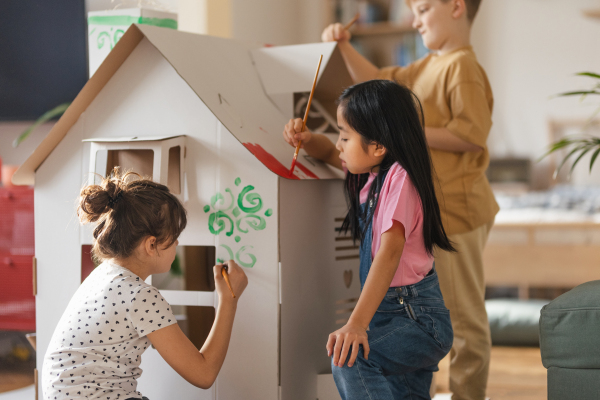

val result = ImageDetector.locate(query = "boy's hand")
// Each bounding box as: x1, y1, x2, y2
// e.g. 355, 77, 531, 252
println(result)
326, 322, 370, 368
214, 260, 248, 303
321, 23, 351, 42
283, 118, 312, 148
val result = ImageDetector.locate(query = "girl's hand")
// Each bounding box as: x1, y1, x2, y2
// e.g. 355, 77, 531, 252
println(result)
321, 23, 352, 42
326, 322, 370, 368
283, 118, 312, 148
214, 260, 248, 303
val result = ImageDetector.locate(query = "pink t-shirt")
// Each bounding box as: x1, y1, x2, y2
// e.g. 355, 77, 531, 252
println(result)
359, 163, 434, 287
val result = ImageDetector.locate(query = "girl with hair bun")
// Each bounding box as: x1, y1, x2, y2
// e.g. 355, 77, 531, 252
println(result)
42, 168, 248, 400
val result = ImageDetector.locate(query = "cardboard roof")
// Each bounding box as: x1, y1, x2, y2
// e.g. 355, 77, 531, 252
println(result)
13, 24, 351, 185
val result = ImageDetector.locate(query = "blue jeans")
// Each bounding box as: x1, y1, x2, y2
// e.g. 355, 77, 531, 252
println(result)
334, 199, 453, 399
332, 270, 453, 399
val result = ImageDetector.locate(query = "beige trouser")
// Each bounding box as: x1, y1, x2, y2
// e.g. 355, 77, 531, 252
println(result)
434, 220, 494, 400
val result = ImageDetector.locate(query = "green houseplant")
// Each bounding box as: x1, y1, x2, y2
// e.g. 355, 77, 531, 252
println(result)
543, 72, 600, 175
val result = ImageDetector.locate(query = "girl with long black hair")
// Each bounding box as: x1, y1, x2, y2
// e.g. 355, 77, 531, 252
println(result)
283, 80, 454, 399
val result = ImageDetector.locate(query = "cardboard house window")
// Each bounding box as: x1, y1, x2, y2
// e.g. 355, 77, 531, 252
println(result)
176, 305, 215, 349
99, 149, 155, 178
86, 136, 185, 194
81, 245, 98, 282
153, 246, 215, 292
167, 146, 181, 194
294, 92, 338, 134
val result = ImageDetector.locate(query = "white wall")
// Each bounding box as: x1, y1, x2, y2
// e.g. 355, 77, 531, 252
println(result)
231, 0, 327, 45
471, 0, 600, 186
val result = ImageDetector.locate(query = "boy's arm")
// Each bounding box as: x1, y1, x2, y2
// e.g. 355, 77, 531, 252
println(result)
430, 80, 492, 153
326, 221, 405, 367
336, 41, 379, 84
147, 262, 248, 389
424, 127, 483, 152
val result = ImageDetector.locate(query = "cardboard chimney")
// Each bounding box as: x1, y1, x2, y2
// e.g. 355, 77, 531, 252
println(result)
13, 25, 357, 400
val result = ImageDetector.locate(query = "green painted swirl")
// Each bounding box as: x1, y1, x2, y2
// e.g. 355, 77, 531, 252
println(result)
208, 211, 234, 236
235, 246, 257, 268
211, 188, 235, 211
237, 185, 262, 213
236, 214, 266, 233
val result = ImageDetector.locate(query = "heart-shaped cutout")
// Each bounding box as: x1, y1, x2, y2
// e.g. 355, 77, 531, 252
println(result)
343, 270, 352, 288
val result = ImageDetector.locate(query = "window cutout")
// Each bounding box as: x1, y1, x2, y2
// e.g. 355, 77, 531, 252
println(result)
153, 246, 216, 291
175, 305, 215, 349
167, 146, 181, 194
81, 245, 99, 283
105, 149, 154, 178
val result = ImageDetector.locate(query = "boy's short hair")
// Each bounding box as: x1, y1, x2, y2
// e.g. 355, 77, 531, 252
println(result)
407, 0, 482, 22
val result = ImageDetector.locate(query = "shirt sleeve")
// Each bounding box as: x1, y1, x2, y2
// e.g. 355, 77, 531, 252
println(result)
129, 286, 177, 337
377, 65, 414, 86
379, 168, 419, 238
445, 82, 492, 148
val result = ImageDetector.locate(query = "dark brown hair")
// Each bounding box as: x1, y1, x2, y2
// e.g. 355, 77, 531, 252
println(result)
77, 168, 187, 262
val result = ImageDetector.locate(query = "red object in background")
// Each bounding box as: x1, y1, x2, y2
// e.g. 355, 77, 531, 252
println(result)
81, 245, 95, 282
0, 186, 35, 331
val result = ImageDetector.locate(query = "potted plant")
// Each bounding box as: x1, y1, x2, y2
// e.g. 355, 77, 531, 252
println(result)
543, 72, 600, 175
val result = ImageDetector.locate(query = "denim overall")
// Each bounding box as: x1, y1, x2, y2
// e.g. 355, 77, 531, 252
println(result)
332, 177, 454, 400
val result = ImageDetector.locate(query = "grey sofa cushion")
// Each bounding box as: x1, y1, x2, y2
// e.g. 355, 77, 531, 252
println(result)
547, 367, 600, 400
486, 299, 548, 346
540, 280, 600, 369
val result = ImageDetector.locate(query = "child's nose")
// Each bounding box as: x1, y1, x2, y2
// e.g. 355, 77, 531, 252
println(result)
412, 17, 421, 30
335, 137, 343, 151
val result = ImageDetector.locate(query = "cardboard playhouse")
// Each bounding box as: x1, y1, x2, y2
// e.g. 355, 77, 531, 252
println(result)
13, 24, 360, 400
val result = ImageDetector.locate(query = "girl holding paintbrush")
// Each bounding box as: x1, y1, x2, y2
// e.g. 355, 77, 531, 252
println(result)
42, 169, 247, 400
283, 80, 454, 399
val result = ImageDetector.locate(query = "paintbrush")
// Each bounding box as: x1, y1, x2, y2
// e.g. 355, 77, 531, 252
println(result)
344, 12, 360, 30
221, 264, 236, 298
289, 54, 323, 176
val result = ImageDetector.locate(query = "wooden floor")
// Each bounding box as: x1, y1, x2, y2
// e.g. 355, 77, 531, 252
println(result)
436, 346, 547, 400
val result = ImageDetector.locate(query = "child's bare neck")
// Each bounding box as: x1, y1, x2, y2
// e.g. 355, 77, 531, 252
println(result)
436, 27, 471, 56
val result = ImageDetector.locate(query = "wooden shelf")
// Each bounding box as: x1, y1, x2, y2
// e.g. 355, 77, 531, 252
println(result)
351, 21, 416, 37
583, 9, 600, 19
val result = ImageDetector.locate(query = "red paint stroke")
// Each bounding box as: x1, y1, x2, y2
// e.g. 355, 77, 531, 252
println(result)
259, 127, 269, 134
243, 143, 319, 180
264, 44, 275, 47
295, 161, 319, 179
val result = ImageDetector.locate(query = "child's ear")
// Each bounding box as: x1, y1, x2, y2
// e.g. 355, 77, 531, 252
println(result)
374, 143, 387, 158
144, 236, 158, 256
451, 0, 467, 19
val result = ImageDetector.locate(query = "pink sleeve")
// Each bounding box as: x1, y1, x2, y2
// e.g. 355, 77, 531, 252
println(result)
379, 170, 419, 237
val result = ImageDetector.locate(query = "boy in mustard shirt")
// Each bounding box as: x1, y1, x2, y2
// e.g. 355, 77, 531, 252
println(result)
321, 1, 498, 399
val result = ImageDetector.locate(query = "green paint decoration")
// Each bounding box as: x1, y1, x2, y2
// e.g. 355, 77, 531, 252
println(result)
232, 207, 241, 218
235, 246, 257, 268
235, 177, 241, 186
208, 211, 234, 236
203, 205, 211, 213
237, 185, 263, 213
235, 236, 241, 243
236, 214, 266, 233
265, 208, 273, 217
87, 15, 178, 30
219, 244, 234, 261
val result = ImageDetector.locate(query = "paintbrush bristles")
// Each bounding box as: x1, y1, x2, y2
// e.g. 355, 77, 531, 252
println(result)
289, 54, 323, 176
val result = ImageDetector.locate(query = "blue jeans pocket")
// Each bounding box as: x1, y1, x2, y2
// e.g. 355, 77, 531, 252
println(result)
416, 306, 453, 351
